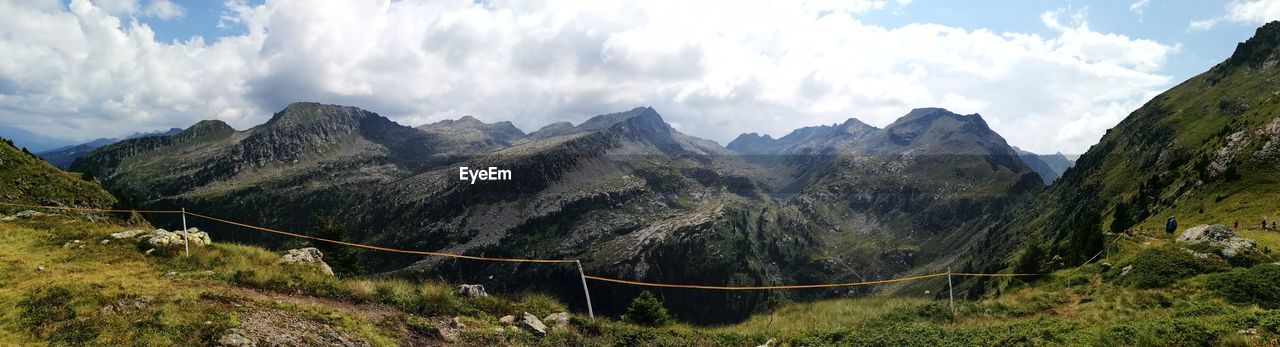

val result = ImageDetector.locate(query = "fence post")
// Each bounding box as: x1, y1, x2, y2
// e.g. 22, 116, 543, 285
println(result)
947, 267, 955, 318
575, 260, 595, 320
181, 208, 189, 257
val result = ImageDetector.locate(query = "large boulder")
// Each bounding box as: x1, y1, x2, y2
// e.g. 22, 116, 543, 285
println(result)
277, 248, 335, 276
145, 228, 211, 251
1177, 224, 1258, 258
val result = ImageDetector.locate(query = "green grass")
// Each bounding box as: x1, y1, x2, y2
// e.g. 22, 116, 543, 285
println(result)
8, 210, 1280, 346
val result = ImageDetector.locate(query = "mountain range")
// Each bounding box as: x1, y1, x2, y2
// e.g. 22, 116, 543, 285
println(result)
70, 100, 1044, 322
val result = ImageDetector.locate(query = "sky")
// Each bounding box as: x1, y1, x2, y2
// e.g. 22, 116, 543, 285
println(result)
0, 0, 1277, 155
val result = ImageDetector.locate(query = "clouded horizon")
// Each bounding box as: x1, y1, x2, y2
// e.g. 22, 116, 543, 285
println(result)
1, 0, 1278, 154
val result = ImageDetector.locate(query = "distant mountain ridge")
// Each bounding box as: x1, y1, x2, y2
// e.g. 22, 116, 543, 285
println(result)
37, 128, 182, 169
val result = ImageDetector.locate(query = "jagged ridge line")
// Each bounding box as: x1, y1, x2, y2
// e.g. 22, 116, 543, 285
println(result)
2, 202, 1048, 290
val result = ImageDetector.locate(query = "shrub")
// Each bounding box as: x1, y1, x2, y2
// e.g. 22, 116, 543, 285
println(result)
1207, 264, 1280, 309
1260, 311, 1280, 334
1117, 245, 1228, 288
621, 291, 673, 327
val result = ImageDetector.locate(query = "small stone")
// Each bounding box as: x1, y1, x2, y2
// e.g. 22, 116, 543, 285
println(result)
543, 312, 569, 328
100, 239, 111, 245
204, 321, 212, 325
1120, 264, 1133, 277
36, 265, 45, 272
498, 315, 516, 326
519, 312, 547, 335
457, 284, 488, 297
217, 332, 254, 347
162, 272, 178, 278
145, 248, 156, 255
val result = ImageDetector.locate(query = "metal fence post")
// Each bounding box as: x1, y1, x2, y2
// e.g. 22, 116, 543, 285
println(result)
181, 208, 189, 257
576, 260, 595, 320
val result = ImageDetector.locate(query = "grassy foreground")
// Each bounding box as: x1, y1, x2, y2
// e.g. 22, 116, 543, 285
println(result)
4, 211, 1280, 346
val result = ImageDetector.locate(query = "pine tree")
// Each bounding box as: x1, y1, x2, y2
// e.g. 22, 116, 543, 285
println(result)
621, 291, 672, 326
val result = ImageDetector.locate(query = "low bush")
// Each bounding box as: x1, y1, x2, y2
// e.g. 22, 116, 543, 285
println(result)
1115, 245, 1228, 288
1207, 264, 1280, 309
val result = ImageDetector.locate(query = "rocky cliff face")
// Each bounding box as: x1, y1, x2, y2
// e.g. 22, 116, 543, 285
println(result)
71, 102, 1039, 323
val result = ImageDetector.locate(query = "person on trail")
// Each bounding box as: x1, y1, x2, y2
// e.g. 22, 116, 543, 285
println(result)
1264, 216, 1270, 230
1165, 216, 1177, 234
1234, 219, 1240, 229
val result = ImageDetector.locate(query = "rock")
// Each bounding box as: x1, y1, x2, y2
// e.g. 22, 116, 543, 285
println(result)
1120, 264, 1133, 277
1, 210, 47, 221
145, 228, 211, 251
1177, 224, 1258, 258
457, 284, 488, 297
277, 248, 335, 276
543, 312, 569, 328
36, 265, 45, 272
519, 312, 547, 335
162, 272, 178, 278
498, 315, 516, 326
100, 239, 110, 245
109, 229, 149, 239
435, 317, 465, 342
1100, 262, 1113, 272
757, 338, 777, 347
217, 332, 255, 347
144, 248, 156, 255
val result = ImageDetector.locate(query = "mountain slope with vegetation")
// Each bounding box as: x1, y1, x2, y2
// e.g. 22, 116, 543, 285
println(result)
956, 21, 1280, 297
0, 136, 115, 209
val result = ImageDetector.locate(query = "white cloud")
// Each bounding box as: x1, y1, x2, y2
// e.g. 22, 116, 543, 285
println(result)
1190, 0, 1280, 31
0, 0, 1178, 154
1129, 0, 1151, 22
143, 0, 184, 20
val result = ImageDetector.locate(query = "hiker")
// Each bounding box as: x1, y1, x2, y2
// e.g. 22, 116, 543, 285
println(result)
1234, 219, 1240, 229
1165, 216, 1177, 234
1264, 216, 1270, 230
1273, 219, 1277, 231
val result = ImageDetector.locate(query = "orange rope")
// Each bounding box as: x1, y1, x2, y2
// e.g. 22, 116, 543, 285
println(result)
0, 201, 183, 214
183, 211, 577, 264
583, 273, 951, 290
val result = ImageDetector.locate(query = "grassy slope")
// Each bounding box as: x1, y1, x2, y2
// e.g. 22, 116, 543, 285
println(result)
0, 137, 116, 208
7, 210, 1280, 346
715, 228, 1280, 346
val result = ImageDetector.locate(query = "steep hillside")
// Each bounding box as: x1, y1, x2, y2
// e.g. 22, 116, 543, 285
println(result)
960, 21, 1280, 289
0, 136, 115, 209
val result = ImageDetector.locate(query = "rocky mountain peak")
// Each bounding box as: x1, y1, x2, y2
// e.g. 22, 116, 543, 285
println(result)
179, 120, 235, 138
265, 102, 376, 128
1220, 20, 1280, 72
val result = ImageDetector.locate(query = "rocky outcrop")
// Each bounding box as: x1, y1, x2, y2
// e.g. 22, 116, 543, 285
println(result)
1177, 224, 1258, 259
277, 248, 335, 276
1, 210, 49, 221
145, 228, 212, 251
